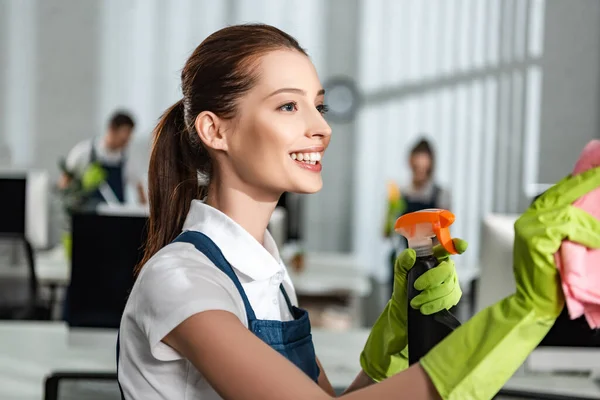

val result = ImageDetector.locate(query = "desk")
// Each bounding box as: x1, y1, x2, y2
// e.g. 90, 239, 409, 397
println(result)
502, 374, 600, 399
0, 322, 365, 400
2, 322, 600, 400
287, 252, 371, 328
0, 247, 69, 288
32, 248, 372, 324
0, 322, 115, 400
287, 252, 371, 297
36, 247, 70, 287
33, 248, 372, 297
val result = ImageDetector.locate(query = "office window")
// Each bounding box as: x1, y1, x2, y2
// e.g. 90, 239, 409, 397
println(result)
353, 0, 545, 274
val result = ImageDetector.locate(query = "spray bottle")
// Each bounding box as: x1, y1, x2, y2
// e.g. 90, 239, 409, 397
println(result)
394, 208, 462, 365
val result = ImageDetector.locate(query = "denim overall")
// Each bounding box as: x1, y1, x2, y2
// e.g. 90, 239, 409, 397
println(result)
89, 142, 126, 204
117, 231, 320, 399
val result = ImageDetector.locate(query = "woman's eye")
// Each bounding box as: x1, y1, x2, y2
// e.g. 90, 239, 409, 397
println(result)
317, 104, 329, 115
279, 102, 297, 112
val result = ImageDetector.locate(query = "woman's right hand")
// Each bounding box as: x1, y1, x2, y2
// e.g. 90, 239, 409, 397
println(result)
418, 166, 600, 400
359, 239, 466, 382
513, 166, 600, 319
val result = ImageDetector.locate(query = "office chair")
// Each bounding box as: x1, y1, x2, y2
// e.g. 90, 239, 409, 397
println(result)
0, 177, 51, 320
44, 372, 120, 400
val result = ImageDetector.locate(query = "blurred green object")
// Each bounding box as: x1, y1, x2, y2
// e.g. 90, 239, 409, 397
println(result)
57, 158, 107, 212
61, 232, 72, 261
420, 166, 600, 400
383, 181, 407, 237
81, 162, 107, 191
56, 160, 107, 262
360, 238, 467, 382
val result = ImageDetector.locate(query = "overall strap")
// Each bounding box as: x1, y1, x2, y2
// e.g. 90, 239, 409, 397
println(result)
431, 184, 441, 207
90, 139, 98, 163
280, 284, 294, 310
117, 150, 127, 167
172, 231, 257, 321
116, 333, 126, 400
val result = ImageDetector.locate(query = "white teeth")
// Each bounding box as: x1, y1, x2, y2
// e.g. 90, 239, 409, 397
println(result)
289, 152, 322, 163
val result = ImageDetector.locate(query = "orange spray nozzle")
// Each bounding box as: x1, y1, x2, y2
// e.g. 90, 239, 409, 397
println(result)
394, 209, 458, 255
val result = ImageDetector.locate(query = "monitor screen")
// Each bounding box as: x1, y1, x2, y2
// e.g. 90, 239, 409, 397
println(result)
0, 177, 27, 236
540, 307, 600, 348
67, 211, 148, 328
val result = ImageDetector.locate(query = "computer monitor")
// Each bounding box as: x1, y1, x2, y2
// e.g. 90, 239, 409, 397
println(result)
0, 176, 27, 236
529, 308, 600, 373
0, 169, 50, 248
66, 209, 148, 329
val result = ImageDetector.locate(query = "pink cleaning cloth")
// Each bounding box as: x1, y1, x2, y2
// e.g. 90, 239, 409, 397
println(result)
554, 139, 600, 328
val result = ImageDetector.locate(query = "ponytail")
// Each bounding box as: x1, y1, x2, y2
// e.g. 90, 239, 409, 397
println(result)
135, 100, 206, 276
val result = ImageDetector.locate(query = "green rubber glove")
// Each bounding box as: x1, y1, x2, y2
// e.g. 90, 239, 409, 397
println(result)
360, 238, 467, 382
81, 162, 107, 192
420, 166, 600, 400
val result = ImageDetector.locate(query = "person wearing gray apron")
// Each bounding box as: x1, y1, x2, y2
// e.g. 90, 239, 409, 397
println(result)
388, 138, 450, 297
389, 185, 442, 296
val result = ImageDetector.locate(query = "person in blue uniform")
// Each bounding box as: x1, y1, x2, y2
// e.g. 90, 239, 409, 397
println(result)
58, 111, 147, 206
400, 138, 451, 215
384, 138, 451, 294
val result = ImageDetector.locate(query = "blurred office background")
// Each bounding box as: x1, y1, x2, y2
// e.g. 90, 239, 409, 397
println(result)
2, 0, 600, 399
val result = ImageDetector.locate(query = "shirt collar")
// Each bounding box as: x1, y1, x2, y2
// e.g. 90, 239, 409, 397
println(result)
407, 180, 435, 198
182, 200, 282, 281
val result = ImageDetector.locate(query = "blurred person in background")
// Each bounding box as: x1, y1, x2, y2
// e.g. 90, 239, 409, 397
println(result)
383, 137, 451, 294
58, 110, 147, 206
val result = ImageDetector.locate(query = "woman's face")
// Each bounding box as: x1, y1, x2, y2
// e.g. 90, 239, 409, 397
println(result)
410, 152, 432, 184
220, 49, 332, 199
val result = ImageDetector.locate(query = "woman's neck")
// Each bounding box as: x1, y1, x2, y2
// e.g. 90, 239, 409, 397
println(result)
412, 178, 430, 191
205, 177, 278, 245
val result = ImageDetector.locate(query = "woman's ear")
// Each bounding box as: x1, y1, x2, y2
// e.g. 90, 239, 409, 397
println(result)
195, 111, 228, 152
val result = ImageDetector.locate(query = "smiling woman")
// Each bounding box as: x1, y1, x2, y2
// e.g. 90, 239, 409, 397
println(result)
115, 23, 445, 400
112, 22, 568, 400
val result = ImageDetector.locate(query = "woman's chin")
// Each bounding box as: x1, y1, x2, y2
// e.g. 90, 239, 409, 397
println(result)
289, 179, 323, 195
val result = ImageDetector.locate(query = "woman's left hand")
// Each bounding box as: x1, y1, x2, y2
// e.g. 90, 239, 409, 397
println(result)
359, 238, 467, 382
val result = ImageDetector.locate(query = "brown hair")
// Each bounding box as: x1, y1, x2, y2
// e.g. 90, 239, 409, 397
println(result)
136, 24, 306, 275
108, 110, 135, 130
410, 137, 435, 177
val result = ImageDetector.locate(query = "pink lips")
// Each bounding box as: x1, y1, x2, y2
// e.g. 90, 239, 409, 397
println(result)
293, 159, 322, 172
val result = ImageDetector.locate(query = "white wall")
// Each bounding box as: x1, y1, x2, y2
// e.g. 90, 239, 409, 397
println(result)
536, 0, 600, 184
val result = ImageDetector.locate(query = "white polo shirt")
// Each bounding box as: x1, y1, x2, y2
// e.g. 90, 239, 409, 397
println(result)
118, 200, 298, 400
